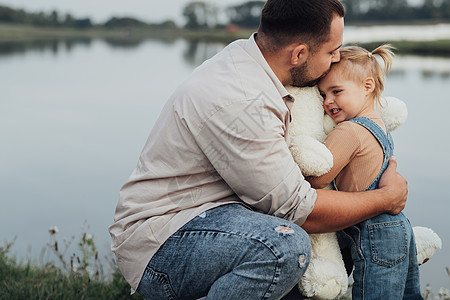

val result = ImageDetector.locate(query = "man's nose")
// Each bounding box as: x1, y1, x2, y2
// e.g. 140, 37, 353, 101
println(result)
331, 50, 340, 63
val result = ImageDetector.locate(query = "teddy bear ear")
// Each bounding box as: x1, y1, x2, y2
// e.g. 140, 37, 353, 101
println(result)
377, 96, 408, 131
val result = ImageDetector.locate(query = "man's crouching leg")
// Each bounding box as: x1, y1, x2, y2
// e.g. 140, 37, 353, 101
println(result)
137, 203, 311, 300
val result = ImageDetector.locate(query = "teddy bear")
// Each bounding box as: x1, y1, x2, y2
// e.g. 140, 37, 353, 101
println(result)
286, 85, 442, 300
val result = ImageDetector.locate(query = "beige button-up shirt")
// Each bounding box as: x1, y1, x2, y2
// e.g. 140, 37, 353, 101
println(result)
109, 34, 317, 293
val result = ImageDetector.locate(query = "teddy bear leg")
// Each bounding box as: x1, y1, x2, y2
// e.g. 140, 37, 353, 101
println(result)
298, 257, 348, 299
298, 233, 348, 299
413, 226, 442, 265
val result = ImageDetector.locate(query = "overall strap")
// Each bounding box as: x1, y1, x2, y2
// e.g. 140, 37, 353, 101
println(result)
349, 117, 394, 156
332, 116, 394, 191
351, 116, 394, 191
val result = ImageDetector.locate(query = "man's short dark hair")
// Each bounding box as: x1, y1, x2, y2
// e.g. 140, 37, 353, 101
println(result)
257, 0, 345, 53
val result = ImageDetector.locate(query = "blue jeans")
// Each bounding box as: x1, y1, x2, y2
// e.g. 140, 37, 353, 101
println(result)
340, 117, 423, 300
341, 212, 422, 299
136, 204, 311, 299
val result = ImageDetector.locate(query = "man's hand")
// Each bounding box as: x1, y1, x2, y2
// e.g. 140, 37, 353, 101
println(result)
378, 156, 408, 215
301, 156, 408, 233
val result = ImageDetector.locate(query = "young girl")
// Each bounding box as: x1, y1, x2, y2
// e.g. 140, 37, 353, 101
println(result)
309, 45, 423, 299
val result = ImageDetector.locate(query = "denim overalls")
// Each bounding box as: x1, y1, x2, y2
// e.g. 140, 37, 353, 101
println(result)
338, 117, 423, 300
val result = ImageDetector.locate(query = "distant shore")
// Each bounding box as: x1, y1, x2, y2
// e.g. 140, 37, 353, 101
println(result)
0, 22, 254, 43
1, 22, 450, 57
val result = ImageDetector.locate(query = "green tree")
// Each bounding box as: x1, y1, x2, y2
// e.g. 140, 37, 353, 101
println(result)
103, 17, 147, 28
63, 13, 75, 27
73, 18, 92, 29
422, 0, 450, 19
340, 0, 450, 23
226, 1, 265, 28
50, 10, 59, 26
182, 1, 217, 30
341, 0, 364, 17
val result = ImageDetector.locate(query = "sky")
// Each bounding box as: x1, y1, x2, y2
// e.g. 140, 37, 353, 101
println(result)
0, 0, 246, 25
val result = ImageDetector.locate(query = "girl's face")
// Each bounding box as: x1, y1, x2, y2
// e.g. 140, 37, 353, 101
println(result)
318, 66, 373, 123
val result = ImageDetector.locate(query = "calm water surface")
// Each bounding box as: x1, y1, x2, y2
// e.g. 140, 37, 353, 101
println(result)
1, 36, 449, 292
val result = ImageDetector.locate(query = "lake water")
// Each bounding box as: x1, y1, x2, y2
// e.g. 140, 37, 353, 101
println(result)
1, 32, 449, 293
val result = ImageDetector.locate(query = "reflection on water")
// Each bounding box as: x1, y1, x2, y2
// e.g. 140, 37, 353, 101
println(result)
393, 55, 450, 78
102, 35, 180, 49
344, 23, 450, 43
390, 68, 450, 80
2, 37, 450, 77
0, 37, 449, 292
0, 38, 224, 68
0, 35, 182, 56
183, 40, 227, 66
0, 38, 92, 56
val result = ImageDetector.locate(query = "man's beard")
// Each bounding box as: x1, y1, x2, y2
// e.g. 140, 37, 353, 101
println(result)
290, 61, 331, 87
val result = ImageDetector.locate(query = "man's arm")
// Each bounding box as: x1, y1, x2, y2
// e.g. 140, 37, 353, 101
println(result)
300, 157, 408, 233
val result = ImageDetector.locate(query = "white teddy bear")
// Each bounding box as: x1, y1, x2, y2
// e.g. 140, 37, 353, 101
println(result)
286, 85, 442, 300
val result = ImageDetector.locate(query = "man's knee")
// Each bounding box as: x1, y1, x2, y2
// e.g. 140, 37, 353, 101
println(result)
272, 223, 311, 282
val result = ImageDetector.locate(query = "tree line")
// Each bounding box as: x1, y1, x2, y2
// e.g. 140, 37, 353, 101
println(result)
1, 0, 450, 31
181, 0, 450, 29
0, 5, 93, 29
344, 0, 450, 23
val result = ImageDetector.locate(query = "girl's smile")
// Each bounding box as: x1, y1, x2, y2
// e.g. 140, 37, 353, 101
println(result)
330, 108, 342, 115
318, 64, 375, 123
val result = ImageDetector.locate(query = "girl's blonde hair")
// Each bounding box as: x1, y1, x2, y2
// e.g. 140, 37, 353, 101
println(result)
337, 44, 394, 107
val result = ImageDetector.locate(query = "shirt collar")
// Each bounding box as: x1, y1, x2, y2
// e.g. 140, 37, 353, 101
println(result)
244, 33, 292, 100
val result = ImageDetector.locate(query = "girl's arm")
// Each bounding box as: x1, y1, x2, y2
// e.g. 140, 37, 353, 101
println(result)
300, 157, 408, 233
307, 122, 360, 188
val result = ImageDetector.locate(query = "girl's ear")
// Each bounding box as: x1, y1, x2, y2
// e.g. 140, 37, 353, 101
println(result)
364, 77, 375, 94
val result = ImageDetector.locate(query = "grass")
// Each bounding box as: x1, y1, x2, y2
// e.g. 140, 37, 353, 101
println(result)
423, 283, 450, 300
0, 227, 143, 300
1, 228, 449, 299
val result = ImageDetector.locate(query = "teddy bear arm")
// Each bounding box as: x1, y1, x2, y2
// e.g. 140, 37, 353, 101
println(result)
290, 135, 333, 177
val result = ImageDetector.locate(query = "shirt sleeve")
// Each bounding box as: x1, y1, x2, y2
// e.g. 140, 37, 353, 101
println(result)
193, 98, 316, 225
307, 122, 361, 188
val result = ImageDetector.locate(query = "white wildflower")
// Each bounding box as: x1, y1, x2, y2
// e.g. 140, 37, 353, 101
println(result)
72, 262, 79, 272
438, 288, 450, 299
48, 226, 59, 235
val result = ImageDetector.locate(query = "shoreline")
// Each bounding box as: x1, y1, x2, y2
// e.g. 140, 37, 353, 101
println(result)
1, 23, 450, 57
0, 22, 254, 43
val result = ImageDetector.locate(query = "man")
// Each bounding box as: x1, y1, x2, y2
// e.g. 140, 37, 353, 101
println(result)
109, 0, 408, 299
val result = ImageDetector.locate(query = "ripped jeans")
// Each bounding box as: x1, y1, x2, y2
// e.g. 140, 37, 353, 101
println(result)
136, 203, 311, 300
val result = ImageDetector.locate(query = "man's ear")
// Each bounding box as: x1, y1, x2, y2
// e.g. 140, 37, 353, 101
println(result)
364, 77, 375, 94
290, 44, 308, 66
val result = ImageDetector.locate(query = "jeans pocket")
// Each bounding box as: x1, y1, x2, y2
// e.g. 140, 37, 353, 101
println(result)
368, 220, 407, 267
137, 266, 178, 300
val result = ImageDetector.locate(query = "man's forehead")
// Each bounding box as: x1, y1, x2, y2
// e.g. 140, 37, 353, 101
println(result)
326, 17, 344, 50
